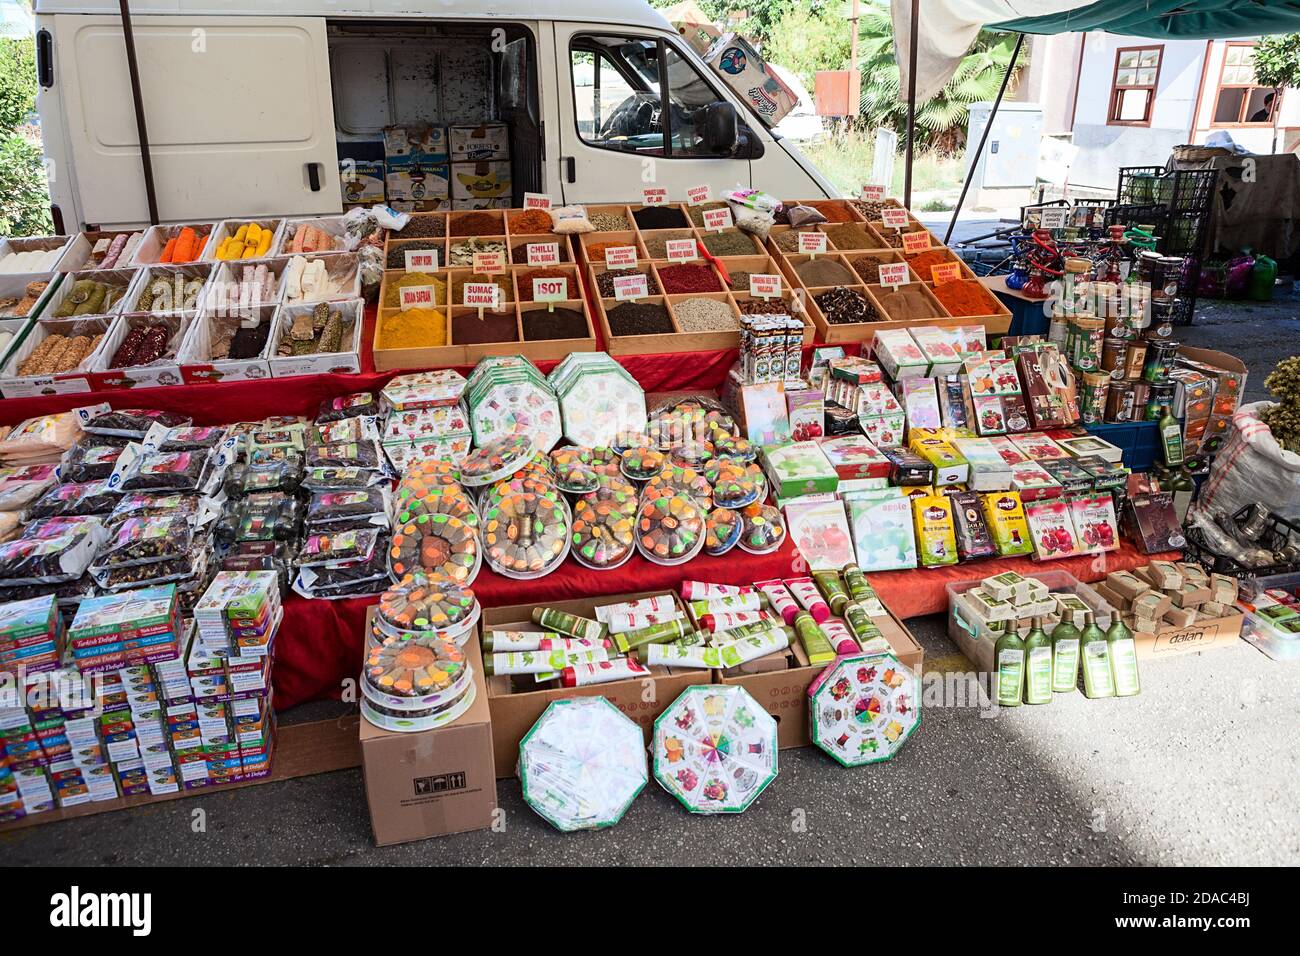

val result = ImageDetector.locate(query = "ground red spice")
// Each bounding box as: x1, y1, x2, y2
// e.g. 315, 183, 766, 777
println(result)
508, 209, 555, 234
932, 279, 998, 317
450, 212, 502, 237
905, 249, 955, 274
805, 200, 854, 223
657, 263, 721, 294
516, 268, 573, 301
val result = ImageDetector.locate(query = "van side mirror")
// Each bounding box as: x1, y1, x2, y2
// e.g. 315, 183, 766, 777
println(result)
701, 102, 738, 156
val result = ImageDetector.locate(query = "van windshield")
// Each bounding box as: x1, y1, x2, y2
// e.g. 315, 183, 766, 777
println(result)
571, 34, 751, 158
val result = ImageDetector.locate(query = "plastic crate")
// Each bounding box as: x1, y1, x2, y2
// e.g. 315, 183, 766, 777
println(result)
947, 570, 1117, 674
1084, 420, 1160, 471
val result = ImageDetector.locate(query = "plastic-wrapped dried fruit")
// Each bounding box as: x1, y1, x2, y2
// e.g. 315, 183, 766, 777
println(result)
305, 440, 379, 470
482, 491, 570, 579
388, 513, 480, 584
317, 391, 376, 423
296, 527, 380, 567
96, 515, 194, 568
120, 450, 209, 492
157, 425, 226, 453
0, 530, 103, 585
107, 492, 200, 527
81, 408, 190, 438
304, 488, 389, 532
294, 536, 390, 599
25, 481, 118, 520
63, 443, 124, 483
223, 456, 302, 498
214, 492, 302, 543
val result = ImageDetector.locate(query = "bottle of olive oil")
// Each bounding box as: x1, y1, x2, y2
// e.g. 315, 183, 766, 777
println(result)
1079, 611, 1115, 698
1023, 617, 1053, 704
1049, 617, 1080, 694
1107, 617, 1142, 697
993, 627, 1025, 708
1158, 404, 1184, 467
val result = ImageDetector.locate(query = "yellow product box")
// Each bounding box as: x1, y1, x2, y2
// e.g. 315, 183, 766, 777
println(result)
979, 489, 1034, 557
908, 429, 969, 486
911, 494, 959, 567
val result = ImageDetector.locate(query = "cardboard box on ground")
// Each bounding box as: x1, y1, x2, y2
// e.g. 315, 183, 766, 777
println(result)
360, 609, 497, 846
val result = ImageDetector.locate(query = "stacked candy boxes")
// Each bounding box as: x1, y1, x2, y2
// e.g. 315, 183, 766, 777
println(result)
67, 585, 184, 674
0, 594, 62, 678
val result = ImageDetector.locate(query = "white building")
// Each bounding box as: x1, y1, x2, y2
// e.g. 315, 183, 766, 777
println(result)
1017, 32, 1300, 189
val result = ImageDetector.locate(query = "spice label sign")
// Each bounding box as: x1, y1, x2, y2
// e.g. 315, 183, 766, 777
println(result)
473, 252, 507, 274
526, 243, 560, 267
702, 207, 733, 232
604, 246, 638, 268
404, 249, 439, 271
798, 231, 828, 255
861, 184, 886, 201
642, 187, 669, 206
902, 230, 932, 254
881, 206, 910, 229
750, 274, 782, 299
532, 277, 569, 303
666, 239, 699, 262
878, 262, 910, 289
522, 192, 552, 209
931, 262, 962, 285
686, 184, 712, 205
399, 285, 438, 310
613, 274, 649, 301
463, 282, 501, 309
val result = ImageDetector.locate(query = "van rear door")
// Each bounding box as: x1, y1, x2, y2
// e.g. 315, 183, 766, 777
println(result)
50, 14, 340, 227
551, 24, 753, 203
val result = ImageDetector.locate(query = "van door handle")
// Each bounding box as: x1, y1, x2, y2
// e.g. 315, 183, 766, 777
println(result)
306, 163, 322, 192
563, 157, 576, 184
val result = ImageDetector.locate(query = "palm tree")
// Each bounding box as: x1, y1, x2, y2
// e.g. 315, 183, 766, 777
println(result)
855, 5, 1020, 155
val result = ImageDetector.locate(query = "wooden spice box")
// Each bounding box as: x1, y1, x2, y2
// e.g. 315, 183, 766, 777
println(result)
373, 202, 596, 370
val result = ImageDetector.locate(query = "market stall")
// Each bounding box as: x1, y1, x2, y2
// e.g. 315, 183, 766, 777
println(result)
0, 190, 1270, 841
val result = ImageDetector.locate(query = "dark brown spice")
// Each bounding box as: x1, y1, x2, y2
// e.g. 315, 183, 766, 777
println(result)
452, 310, 518, 344
450, 212, 502, 237
523, 307, 588, 340
607, 302, 673, 336
400, 215, 446, 239
633, 206, 689, 229
596, 268, 657, 298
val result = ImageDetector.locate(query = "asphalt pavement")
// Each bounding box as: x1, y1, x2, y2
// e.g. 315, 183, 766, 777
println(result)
3, 289, 1298, 867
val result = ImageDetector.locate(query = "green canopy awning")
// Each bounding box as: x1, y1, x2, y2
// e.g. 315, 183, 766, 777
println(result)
994, 0, 1300, 39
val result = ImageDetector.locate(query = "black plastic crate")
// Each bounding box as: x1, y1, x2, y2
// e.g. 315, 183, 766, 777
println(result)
1117, 166, 1166, 205
1183, 505, 1300, 580
1167, 168, 1216, 213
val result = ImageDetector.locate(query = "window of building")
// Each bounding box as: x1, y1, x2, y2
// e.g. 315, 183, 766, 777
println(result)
1212, 43, 1279, 125
1108, 46, 1162, 125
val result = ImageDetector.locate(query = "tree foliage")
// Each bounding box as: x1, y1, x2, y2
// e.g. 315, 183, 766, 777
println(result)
0, 36, 52, 237
1254, 33, 1300, 90
763, 3, 851, 90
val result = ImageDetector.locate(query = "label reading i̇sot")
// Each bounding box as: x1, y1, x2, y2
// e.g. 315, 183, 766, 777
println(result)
526, 243, 560, 267
878, 262, 910, 289
404, 249, 439, 272
604, 246, 638, 269
532, 277, 569, 303
749, 274, 782, 299
613, 273, 649, 301
702, 207, 733, 232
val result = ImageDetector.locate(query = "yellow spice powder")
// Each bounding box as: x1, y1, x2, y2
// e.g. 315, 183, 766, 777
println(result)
383, 272, 447, 308
379, 307, 448, 350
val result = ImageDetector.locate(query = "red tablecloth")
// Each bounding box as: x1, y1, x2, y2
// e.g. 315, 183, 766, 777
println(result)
271, 538, 1168, 709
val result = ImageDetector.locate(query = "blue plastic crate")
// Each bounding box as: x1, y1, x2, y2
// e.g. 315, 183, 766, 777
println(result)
1084, 420, 1159, 471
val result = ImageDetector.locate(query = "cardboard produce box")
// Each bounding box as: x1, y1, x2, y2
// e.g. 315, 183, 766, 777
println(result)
360, 623, 497, 846
662, 0, 723, 55
702, 32, 798, 126
449, 123, 510, 162
479, 590, 711, 779
719, 607, 923, 749
451, 160, 512, 204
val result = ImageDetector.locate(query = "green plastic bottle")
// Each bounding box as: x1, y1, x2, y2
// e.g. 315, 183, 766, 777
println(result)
1248, 252, 1277, 302
1107, 617, 1142, 697
993, 628, 1026, 708
1049, 617, 1080, 694
1079, 611, 1115, 699
1023, 617, 1053, 704
1158, 405, 1184, 467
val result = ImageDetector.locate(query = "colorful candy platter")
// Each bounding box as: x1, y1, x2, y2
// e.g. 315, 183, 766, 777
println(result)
518, 696, 648, 832
482, 490, 571, 579
738, 503, 786, 555
457, 434, 536, 488
635, 493, 706, 566
360, 632, 476, 733
808, 653, 921, 767
465, 358, 562, 452
652, 685, 778, 814
388, 511, 481, 584
704, 506, 742, 556
571, 486, 638, 570
375, 573, 480, 645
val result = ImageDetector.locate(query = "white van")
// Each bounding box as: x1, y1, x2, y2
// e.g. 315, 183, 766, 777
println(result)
33, 0, 837, 231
